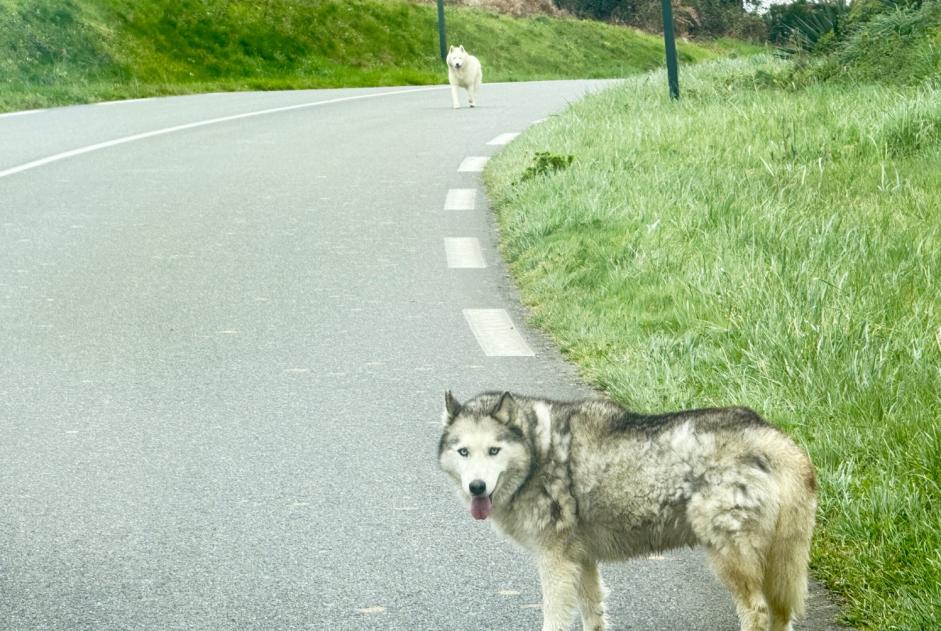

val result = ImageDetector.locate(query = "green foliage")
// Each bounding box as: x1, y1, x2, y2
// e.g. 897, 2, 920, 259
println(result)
776, 0, 941, 86
844, 0, 926, 29
875, 90, 941, 156
765, 0, 849, 53
824, 1, 941, 84
831, 2, 941, 83
519, 152, 575, 181
0, 0, 123, 89
0, 0, 735, 111
485, 55, 941, 630
553, 0, 767, 40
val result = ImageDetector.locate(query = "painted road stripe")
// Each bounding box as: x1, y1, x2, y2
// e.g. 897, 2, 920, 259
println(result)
458, 156, 489, 172
95, 98, 154, 106
0, 86, 444, 180
487, 132, 519, 146
463, 309, 534, 357
444, 188, 476, 210
444, 238, 486, 269
0, 109, 43, 119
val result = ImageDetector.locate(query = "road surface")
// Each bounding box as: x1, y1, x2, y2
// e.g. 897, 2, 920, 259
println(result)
0, 83, 843, 630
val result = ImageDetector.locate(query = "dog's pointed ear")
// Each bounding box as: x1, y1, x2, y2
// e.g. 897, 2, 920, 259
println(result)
443, 390, 462, 425
449, 45, 455, 53
459, 45, 466, 52
491, 391, 517, 425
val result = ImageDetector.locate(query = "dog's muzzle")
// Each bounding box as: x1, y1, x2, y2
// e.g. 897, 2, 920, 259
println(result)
468, 479, 492, 520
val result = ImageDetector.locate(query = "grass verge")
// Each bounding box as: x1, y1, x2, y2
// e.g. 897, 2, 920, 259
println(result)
485, 56, 941, 630
0, 0, 759, 112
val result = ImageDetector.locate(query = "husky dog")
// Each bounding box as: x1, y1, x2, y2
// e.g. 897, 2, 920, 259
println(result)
446, 45, 482, 109
438, 391, 817, 631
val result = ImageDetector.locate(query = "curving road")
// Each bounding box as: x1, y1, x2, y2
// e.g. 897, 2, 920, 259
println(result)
0, 83, 842, 630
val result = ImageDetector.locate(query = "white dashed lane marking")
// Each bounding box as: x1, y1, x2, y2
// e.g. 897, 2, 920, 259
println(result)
462, 309, 534, 357
457, 156, 490, 172
487, 132, 519, 146
356, 606, 385, 614
444, 238, 486, 269
444, 188, 476, 210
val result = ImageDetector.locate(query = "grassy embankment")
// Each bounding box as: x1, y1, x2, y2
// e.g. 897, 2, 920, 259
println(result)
485, 54, 941, 630
0, 0, 757, 112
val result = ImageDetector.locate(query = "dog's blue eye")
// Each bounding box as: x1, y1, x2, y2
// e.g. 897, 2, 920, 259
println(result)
457, 448, 469, 457
489, 447, 501, 456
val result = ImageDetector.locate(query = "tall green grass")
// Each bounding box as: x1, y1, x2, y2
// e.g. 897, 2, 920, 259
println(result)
0, 0, 751, 111
793, 1, 941, 87
485, 56, 941, 630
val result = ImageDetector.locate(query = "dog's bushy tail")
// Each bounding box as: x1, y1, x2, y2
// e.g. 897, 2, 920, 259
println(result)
764, 451, 817, 625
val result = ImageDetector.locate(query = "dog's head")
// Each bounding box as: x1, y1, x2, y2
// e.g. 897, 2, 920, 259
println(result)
446, 45, 469, 71
438, 391, 533, 521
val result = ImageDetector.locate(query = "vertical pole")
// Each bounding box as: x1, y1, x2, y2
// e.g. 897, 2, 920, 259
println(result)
437, 0, 447, 61
661, 0, 680, 100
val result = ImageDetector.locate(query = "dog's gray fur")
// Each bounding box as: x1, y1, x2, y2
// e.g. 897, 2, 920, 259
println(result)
438, 391, 817, 631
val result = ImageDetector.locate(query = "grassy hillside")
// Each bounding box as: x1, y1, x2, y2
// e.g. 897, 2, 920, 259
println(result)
809, 1, 941, 87
485, 56, 941, 630
0, 0, 754, 111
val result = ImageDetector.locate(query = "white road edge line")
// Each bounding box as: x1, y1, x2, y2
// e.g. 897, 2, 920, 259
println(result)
0, 86, 444, 180
458, 156, 490, 173
444, 238, 486, 269
463, 309, 534, 357
0, 109, 43, 119
487, 132, 519, 146
444, 188, 476, 211
95, 98, 154, 106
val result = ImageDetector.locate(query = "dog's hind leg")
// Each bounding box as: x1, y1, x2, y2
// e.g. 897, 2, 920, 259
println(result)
537, 552, 580, 631
764, 531, 807, 631
706, 545, 770, 631
576, 560, 607, 631
765, 466, 816, 631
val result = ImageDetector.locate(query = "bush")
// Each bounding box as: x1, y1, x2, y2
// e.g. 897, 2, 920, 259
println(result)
553, 0, 766, 40
817, 1, 941, 85
764, 1, 849, 53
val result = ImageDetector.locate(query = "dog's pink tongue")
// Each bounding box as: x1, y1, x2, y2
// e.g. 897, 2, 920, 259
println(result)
470, 496, 492, 520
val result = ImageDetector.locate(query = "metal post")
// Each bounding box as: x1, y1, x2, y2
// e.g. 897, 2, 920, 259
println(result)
437, 0, 447, 61
661, 0, 680, 100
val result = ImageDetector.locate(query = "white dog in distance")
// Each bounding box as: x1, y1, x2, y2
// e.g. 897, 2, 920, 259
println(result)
446, 45, 482, 109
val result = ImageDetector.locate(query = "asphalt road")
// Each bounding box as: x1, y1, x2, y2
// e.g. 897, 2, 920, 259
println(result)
0, 83, 843, 630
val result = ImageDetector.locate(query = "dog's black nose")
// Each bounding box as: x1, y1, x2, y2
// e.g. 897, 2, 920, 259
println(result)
469, 480, 487, 496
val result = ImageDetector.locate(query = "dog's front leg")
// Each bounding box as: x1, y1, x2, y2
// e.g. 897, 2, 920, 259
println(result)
576, 560, 607, 631
538, 553, 580, 631
450, 82, 461, 109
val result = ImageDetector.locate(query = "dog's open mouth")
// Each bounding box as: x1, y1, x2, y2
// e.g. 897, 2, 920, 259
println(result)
470, 493, 493, 520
